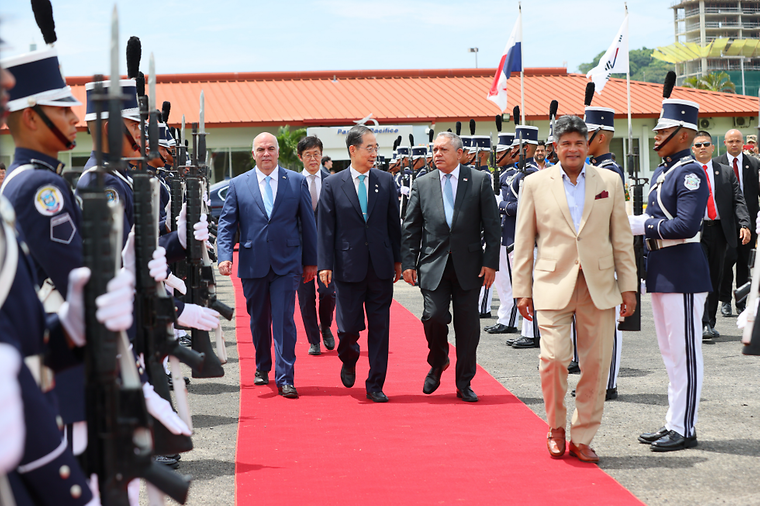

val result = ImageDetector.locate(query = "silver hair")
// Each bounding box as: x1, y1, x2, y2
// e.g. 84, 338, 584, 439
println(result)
436, 132, 463, 151
252, 132, 280, 151
553, 115, 588, 142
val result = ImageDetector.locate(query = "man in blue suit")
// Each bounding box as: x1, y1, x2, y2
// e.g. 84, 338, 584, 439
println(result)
295, 136, 336, 356
218, 132, 318, 399
318, 125, 402, 403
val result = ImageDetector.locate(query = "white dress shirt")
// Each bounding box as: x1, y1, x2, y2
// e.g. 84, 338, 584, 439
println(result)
305, 170, 322, 199
255, 165, 279, 201
727, 152, 744, 191
701, 160, 720, 221
349, 166, 370, 202
560, 163, 586, 233
438, 164, 460, 199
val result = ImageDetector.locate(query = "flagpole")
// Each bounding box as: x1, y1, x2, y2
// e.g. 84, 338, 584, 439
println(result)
519, 2, 525, 124
625, 4, 632, 169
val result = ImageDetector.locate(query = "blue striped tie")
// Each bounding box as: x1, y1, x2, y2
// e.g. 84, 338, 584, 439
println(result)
263, 175, 274, 217
443, 173, 454, 227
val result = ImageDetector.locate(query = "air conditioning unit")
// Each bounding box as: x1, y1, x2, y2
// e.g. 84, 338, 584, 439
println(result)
699, 118, 713, 130
734, 116, 754, 128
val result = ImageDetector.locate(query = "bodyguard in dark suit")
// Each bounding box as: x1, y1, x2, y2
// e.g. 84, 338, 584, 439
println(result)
218, 132, 318, 399
715, 129, 759, 315
401, 132, 500, 402
318, 125, 402, 403
691, 132, 751, 338
295, 136, 336, 356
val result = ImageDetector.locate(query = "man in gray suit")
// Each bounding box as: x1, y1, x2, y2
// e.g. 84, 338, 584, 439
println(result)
401, 132, 501, 402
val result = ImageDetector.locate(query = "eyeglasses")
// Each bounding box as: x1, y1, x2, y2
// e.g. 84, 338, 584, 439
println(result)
693, 142, 712, 148
359, 145, 380, 154
301, 153, 322, 160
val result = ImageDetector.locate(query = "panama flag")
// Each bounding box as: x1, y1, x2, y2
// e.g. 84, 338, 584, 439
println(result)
487, 11, 522, 112
586, 14, 629, 94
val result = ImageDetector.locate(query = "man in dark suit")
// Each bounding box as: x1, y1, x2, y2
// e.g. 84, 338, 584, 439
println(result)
692, 131, 751, 338
716, 129, 759, 316
318, 125, 402, 403
401, 132, 500, 402
218, 132, 318, 399
296, 136, 336, 356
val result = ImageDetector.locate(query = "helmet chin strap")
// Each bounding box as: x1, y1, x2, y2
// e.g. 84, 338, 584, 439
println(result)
31, 105, 75, 151
653, 125, 683, 153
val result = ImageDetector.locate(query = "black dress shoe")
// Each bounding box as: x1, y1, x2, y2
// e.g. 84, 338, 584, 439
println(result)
322, 328, 335, 350
736, 303, 746, 314
155, 455, 180, 469
511, 336, 538, 349
456, 387, 479, 402
423, 359, 450, 394
340, 364, 356, 388
721, 302, 732, 317
702, 325, 714, 339
605, 387, 618, 401
650, 430, 698, 452
483, 323, 497, 332
308, 343, 321, 355
638, 426, 669, 444
711, 326, 720, 337
254, 370, 269, 385
278, 384, 299, 398
366, 391, 389, 403
479, 311, 492, 318
568, 361, 581, 374
486, 324, 518, 334
505, 337, 519, 346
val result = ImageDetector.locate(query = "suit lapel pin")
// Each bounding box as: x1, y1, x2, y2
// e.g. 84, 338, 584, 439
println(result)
463, 178, 468, 181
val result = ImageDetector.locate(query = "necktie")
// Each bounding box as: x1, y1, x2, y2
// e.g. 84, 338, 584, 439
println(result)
309, 175, 318, 211
263, 175, 274, 217
703, 165, 717, 220
733, 157, 740, 184
443, 173, 454, 227
358, 174, 368, 221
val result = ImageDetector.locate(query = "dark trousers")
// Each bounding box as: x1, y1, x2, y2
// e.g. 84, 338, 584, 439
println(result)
719, 231, 755, 309
334, 259, 392, 393
296, 275, 335, 344
701, 221, 727, 327
241, 270, 299, 386
420, 257, 480, 391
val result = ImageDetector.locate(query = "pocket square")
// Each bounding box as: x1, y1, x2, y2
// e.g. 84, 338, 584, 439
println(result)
595, 190, 609, 200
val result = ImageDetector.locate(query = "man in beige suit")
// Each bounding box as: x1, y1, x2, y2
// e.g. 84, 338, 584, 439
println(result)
513, 115, 637, 463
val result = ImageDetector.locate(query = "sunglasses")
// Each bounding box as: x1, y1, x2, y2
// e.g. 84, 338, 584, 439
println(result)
693, 142, 712, 148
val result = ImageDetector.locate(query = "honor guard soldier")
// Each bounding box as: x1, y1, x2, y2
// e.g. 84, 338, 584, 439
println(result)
397, 145, 412, 204
426, 139, 435, 170
630, 94, 711, 452
411, 146, 428, 178
583, 105, 624, 400
485, 132, 520, 335
472, 135, 495, 317
145, 120, 175, 233
460, 135, 474, 166
502, 125, 541, 347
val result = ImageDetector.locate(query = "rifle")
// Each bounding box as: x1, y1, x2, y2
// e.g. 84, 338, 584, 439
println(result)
80, 14, 190, 502
493, 114, 502, 194
133, 54, 202, 457
514, 106, 524, 173
427, 128, 434, 172
617, 147, 647, 332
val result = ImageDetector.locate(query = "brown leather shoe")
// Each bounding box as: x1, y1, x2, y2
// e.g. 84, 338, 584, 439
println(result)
568, 441, 599, 463
547, 427, 566, 458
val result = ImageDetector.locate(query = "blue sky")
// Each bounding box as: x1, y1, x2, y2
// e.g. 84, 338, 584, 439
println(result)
1, 0, 675, 77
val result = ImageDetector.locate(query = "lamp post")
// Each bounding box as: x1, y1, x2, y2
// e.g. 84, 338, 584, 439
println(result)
469, 47, 479, 68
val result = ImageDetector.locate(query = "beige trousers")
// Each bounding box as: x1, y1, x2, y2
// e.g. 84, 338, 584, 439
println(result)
536, 271, 615, 445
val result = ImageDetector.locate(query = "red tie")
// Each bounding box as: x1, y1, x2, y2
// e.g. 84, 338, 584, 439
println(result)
703, 164, 717, 220
733, 157, 740, 182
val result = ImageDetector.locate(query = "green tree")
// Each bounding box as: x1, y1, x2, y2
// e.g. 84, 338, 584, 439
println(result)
275, 125, 307, 171
578, 47, 674, 84
682, 72, 736, 93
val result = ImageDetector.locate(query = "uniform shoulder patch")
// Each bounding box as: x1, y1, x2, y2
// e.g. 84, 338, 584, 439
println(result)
34, 186, 64, 216
683, 173, 701, 191
105, 187, 120, 204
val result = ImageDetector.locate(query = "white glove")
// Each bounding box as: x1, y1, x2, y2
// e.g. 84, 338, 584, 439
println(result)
0, 344, 24, 474
59, 267, 92, 347
148, 247, 168, 282
94, 269, 135, 332
177, 303, 220, 331
756, 210, 760, 236
628, 214, 650, 236
641, 279, 647, 295
165, 273, 187, 295
177, 203, 188, 248
193, 214, 209, 243
86, 474, 102, 506
400, 186, 410, 196
122, 228, 136, 274
737, 298, 759, 329
142, 383, 191, 436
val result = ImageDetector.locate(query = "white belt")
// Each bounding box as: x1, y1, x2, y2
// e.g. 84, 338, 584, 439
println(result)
646, 233, 701, 251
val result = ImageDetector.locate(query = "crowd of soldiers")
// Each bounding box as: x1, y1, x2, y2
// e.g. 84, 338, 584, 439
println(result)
0, 3, 233, 505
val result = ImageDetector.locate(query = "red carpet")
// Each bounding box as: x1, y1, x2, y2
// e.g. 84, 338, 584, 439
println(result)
232, 257, 642, 505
